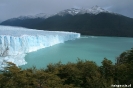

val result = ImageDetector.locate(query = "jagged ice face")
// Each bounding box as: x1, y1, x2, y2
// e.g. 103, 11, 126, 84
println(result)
0, 26, 80, 69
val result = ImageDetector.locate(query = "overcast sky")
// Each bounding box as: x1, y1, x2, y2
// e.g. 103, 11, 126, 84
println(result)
0, 0, 133, 21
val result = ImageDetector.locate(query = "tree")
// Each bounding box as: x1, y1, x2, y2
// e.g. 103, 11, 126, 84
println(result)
116, 48, 133, 85
100, 58, 116, 87
0, 48, 133, 87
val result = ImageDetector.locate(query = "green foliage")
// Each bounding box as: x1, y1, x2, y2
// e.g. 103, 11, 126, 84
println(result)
117, 48, 133, 64
115, 48, 133, 85
0, 48, 133, 88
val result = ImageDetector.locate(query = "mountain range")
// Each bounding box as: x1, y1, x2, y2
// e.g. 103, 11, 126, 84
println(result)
1, 5, 133, 37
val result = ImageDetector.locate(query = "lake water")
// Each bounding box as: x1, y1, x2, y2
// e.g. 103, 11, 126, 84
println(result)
21, 36, 133, 69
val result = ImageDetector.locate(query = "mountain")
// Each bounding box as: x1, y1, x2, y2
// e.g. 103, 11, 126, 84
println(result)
56, 5, 114, 16
1, 6, 133, 37
0, 13, 49, 28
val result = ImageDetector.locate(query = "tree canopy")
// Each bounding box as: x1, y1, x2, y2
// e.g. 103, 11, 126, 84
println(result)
0, 48, 133, 88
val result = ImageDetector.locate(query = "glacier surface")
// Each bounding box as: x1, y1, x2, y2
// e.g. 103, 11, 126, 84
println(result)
0, 26, 80, 69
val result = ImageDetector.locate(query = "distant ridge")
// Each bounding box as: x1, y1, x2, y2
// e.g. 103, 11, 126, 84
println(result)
1, 6, 133, 37
56, 5, 115, 16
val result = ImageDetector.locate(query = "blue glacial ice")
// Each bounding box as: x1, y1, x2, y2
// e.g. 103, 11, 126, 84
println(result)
0, 26, 80, 69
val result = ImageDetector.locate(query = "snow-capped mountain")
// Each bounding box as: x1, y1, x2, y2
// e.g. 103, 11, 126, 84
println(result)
2, 6, 114, 21
0, 13, 51, 28
56, 5, 113, 16
1, 5, 133, 37
34, 13, 48, 18
16, 13, 49, 20
57, 8, 81, 16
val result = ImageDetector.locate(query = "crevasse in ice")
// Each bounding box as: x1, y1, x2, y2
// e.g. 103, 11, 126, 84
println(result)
0, 26, 80, 69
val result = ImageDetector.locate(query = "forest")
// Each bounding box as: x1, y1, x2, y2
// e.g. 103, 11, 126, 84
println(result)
0, 48, 133, 88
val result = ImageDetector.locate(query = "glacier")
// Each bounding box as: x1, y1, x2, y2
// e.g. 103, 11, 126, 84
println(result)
0, 26, 80, 69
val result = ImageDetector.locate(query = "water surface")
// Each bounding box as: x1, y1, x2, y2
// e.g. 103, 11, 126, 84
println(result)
21, 36, 133, 69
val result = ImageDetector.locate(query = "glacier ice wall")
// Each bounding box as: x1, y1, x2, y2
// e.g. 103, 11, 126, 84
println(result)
0, 26, 80, 69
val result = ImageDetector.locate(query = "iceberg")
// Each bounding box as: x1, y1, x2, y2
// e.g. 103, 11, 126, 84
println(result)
0, 26, 80, 69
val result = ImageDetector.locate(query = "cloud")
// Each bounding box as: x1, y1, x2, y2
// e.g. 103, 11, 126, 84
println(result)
0, 0, 133, 21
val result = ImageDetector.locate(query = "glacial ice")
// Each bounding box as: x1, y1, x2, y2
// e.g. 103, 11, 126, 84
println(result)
0, 26, 80, 69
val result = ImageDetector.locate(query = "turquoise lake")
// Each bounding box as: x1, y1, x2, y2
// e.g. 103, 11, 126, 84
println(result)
21, 36, 133, 69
